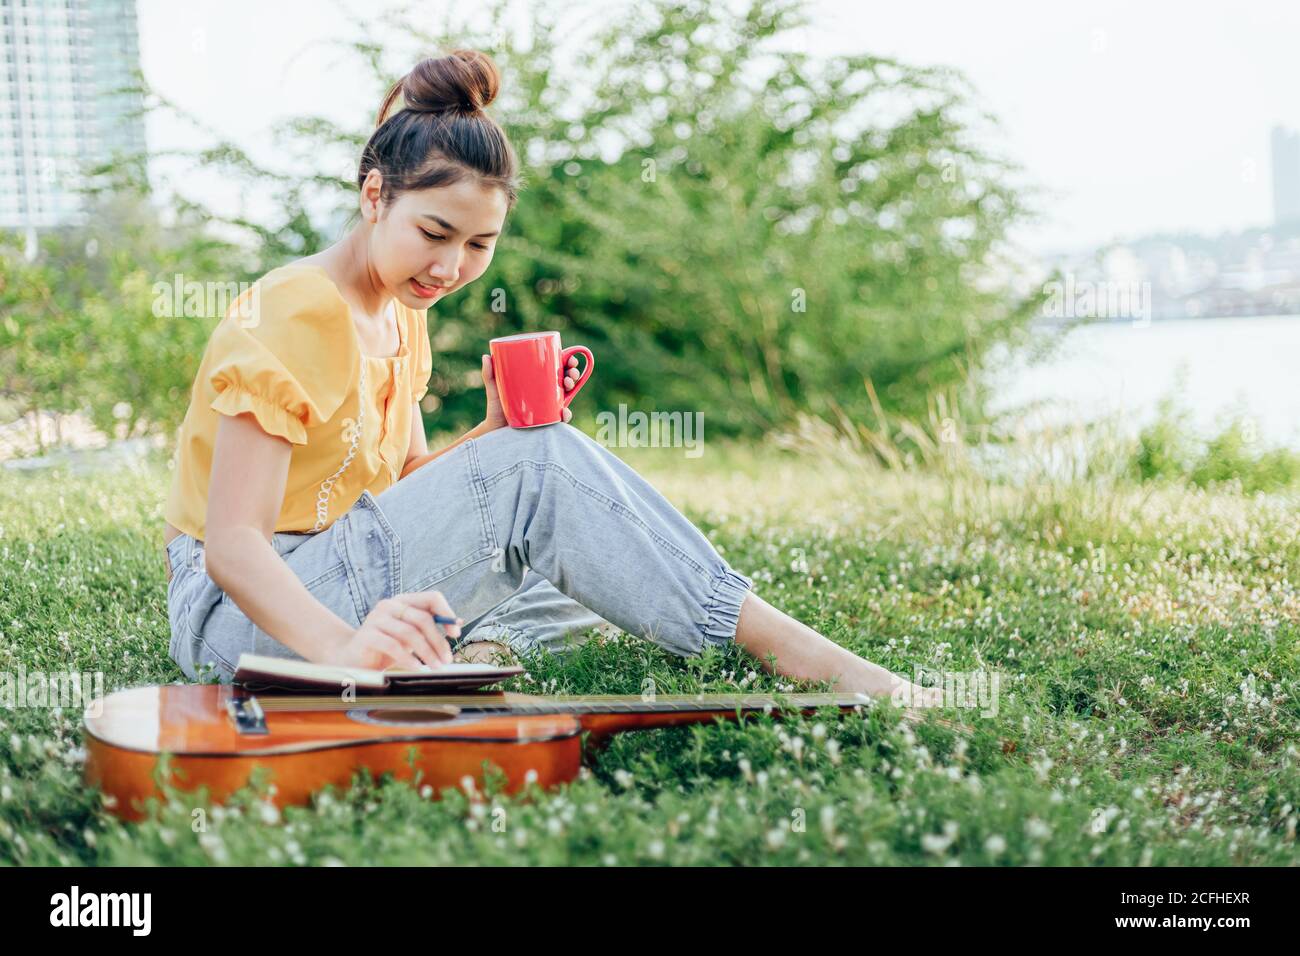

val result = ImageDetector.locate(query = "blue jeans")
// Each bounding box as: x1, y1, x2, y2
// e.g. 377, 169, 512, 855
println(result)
166, 422, 755, 682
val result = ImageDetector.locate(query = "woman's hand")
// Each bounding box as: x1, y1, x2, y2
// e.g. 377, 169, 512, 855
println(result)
321, 592, 465, 670
479, 353, 579, 432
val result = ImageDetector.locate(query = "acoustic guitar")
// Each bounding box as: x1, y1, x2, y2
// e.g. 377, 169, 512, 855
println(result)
83, 684, 959, 821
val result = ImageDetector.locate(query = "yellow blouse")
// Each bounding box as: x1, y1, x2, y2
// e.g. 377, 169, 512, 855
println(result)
165, 264, 434, 540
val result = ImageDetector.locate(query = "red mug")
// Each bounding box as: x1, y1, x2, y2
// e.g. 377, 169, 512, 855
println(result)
488, 331, 594, 428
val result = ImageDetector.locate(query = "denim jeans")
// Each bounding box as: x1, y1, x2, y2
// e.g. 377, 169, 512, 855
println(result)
166, 422, 755, 682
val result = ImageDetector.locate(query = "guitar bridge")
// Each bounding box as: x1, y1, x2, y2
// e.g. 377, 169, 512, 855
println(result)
226, 695, 269, 735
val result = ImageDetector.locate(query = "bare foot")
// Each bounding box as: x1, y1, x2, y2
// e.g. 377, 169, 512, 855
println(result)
840, 670, 946, 709
888, 678, 946, 709
734, 591, 947, 709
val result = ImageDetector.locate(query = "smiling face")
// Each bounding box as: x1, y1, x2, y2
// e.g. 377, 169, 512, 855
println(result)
361, 169, 509, 308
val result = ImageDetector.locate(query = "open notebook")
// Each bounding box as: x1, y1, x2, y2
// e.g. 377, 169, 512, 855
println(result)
232, 653, 524, 694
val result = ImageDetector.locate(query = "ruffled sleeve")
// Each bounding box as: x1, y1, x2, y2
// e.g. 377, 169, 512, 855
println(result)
410, 308, 434, 405
207, 269, 357, 445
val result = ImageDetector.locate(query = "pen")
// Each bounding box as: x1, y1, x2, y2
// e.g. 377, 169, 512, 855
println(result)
433, 612, 464, 655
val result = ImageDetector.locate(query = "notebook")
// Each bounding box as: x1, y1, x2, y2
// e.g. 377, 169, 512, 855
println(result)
232, 653, 524, 694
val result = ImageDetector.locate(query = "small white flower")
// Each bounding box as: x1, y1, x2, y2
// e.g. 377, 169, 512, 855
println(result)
921, 832, 952, 854
1025, 817, 1052, 840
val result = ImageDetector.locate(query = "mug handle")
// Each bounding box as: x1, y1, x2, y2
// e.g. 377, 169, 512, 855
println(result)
559, 346, 594, 409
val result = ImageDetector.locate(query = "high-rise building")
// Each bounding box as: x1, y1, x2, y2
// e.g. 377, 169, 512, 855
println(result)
0, 0, 147, 242
1272, 125, 1300, 228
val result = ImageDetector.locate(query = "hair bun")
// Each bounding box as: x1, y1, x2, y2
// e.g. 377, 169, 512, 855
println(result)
399, 50, 500, 117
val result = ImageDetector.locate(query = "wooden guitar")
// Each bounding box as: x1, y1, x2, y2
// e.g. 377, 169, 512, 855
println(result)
83, 684, 959, 821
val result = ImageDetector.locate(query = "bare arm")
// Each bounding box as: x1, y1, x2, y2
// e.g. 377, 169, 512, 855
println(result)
400, 401, 491, 478
398, 353, 577, 479
205, 414, 352, 660
204, 412, 464, 668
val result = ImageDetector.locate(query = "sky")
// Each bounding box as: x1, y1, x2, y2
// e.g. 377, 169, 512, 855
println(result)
135, 0, 1300, 256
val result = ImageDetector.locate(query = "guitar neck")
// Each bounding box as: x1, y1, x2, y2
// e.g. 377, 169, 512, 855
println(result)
253, 690, 869, 712
250, 690, 962, 735
510, 692, 876, 736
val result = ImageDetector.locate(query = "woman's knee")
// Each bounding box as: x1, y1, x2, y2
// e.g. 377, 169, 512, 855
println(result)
482, 421, 594, 461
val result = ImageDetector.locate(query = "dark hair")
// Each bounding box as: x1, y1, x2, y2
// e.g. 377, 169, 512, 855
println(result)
358, 50, 522, 215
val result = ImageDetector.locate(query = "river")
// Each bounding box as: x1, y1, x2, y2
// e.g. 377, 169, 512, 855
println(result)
988, 315, 1300, 448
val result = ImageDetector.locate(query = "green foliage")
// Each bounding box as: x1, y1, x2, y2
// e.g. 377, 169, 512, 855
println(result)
0, 191, 251, 442
1126, 397, 1300, 493
2, 0, 1040, 448
1126, 396, 1196, 484
1188, 420, 1300, 493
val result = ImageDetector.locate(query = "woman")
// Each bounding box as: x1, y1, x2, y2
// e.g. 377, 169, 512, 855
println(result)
163, 49, 939, 707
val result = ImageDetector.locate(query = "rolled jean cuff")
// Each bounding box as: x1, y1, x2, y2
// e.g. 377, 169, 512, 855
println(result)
701, 566, 755, 650
454, 624, 534, 657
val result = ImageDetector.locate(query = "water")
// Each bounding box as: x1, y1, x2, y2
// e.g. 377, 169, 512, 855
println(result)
988, 315, 1300, 448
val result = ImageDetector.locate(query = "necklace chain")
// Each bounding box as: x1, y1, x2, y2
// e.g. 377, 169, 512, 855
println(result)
313, 361, 367, 533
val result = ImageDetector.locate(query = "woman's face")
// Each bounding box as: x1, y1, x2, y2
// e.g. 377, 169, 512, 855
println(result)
364, 171, 508, 309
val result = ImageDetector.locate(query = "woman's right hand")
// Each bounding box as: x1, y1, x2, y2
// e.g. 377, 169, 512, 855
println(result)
321, 592, 464, 670
480, 353, 577, 430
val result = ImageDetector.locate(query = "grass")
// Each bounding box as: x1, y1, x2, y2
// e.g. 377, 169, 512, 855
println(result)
0, 434, 1297, 866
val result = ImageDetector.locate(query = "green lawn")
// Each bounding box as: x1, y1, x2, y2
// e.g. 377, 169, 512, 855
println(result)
0, 438, 1297, 865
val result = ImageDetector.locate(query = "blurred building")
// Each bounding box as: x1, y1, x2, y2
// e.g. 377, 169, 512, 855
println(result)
0, 0, 146, 251
1039, 223, 1300, 323
1273, 125, 1300, 228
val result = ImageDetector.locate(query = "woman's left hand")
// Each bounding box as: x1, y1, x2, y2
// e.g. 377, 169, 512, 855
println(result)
480, 354, 577, 432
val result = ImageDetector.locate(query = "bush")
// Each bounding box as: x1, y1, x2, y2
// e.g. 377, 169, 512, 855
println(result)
0, 191, 251, 443
1126, 397, 1300, 493
1126, 396, 1198, 484
1188, 420, 1300, 492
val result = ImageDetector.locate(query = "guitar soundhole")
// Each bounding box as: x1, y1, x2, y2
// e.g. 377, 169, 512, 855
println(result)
348, 708, 459, 726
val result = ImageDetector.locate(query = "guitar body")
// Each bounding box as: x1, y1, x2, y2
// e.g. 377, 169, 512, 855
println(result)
84, 685, 585, 821
83, 682, 946, 821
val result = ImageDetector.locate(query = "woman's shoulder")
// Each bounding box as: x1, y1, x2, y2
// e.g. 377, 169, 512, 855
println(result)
206, 263, 354, 359
206, 262, 357, 376
201, 263, 359, 425
244, 262, 349, 325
